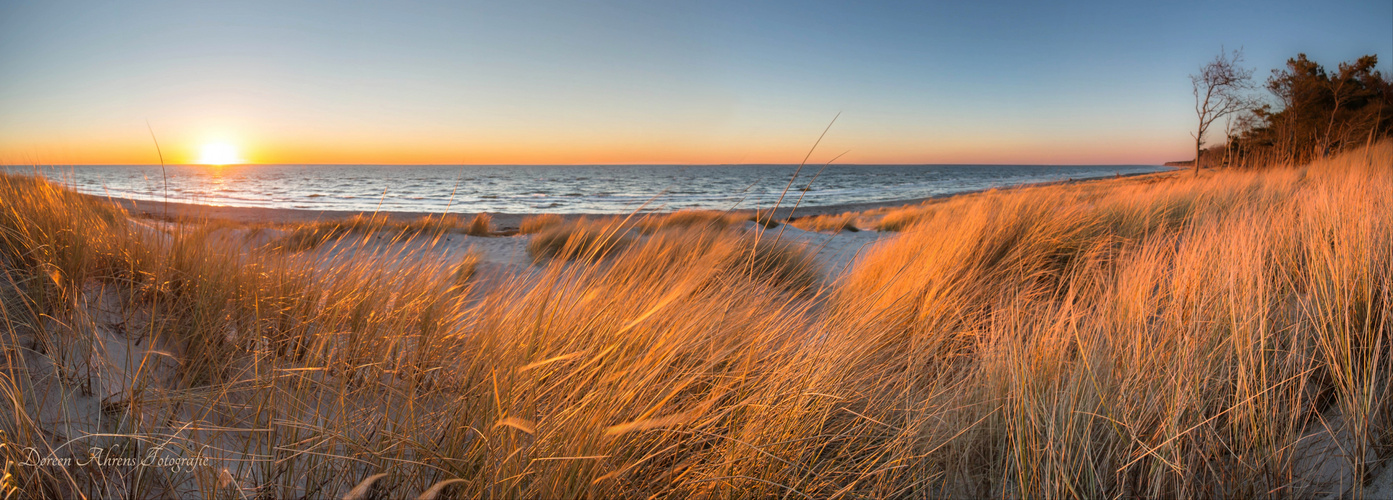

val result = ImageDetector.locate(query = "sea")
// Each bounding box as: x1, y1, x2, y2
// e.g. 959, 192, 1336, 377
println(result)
8, 164, 1170, 214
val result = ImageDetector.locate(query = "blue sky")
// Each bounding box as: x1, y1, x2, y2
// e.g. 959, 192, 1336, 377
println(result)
1, 0, 1389, 164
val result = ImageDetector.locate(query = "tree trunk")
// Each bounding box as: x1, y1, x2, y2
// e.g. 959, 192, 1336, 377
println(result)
1194, 136, 1202, 177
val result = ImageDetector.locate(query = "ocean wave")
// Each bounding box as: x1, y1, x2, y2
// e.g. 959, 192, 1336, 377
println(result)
24, 164, 1168, 214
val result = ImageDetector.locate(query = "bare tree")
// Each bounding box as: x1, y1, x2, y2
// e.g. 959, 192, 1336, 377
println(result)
1192, 49, 1256, 175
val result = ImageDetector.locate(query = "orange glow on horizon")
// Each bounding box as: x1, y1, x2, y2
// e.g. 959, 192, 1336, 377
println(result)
0, 130, 1189, 166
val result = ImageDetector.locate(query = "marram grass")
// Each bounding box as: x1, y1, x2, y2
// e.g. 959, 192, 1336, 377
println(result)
0, 143, 1389, 498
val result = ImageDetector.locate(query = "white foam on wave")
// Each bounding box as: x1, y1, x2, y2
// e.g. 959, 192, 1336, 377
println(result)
9, 164, 1169, 214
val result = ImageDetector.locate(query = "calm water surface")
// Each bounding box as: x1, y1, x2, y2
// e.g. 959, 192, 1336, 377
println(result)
10, 164, 1169, 214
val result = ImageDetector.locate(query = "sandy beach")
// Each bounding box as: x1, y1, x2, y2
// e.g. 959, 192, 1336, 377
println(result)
7, 149, 1392, 497
7, 0, 1389, 495
97, 170, 1185, 291
93, 169, 1176, 229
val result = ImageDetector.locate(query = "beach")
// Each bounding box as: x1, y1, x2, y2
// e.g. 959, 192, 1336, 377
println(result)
6, 149, 1391, 497
92, 171, 1181, 282
79, 169, 1187, 294
95, 168, 1176, 229
7, 0, 1390, 495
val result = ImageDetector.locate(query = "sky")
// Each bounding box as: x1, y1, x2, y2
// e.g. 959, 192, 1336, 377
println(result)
1, 1, 1389, 166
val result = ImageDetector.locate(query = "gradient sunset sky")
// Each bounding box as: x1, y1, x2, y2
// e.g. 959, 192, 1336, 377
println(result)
2, 1, 1389, 166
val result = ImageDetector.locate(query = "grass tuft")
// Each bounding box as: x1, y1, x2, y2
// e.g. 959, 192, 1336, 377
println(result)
789, 212, 860, 233
519, 213, 563, 234
273, 212, 493, 251
465, 213, 491, 236
638, 209, 737, 234
526, 217, 633, 261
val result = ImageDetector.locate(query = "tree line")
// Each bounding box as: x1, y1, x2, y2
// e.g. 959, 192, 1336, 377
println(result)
1189, 50, 1393, 171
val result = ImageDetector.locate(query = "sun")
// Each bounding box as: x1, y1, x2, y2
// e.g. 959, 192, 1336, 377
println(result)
197, 142, 245, 165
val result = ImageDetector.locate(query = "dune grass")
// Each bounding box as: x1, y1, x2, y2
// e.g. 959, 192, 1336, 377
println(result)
526, 217, 634, 262
0, 143, 1391, 498
637, 209, 739, 234
451, 246, 484, 286
788, 212, 861, 233
748, 209, 783, 228
872, 204, 926, 231
518, 213, 563, 234
274, 212, 493, 251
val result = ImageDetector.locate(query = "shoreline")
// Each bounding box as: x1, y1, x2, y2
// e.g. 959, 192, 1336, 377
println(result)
89, 169, 1176, 230
12, 144, 1391, 498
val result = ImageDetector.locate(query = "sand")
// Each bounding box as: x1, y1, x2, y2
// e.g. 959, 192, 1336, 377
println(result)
24, 167, 1389, 497
84, 171, 1176, 285
88, 169, 1175, 230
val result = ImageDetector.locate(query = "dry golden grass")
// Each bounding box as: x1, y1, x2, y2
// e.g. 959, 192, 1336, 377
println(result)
452, 246, 483, 286
788, 212, 860, 233
526, 217, 634, 261
0, 143, 1390, 498
518, 213, 563, 234
612, 224, 822, 295
637, 209, 738, 234
872, 204, 926, 231
748, 208, 782, 228
463, 213, 492, 235
274, 212, 492, 251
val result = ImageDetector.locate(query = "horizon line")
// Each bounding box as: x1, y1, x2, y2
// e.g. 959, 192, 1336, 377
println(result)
2, 161, 1170, 167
